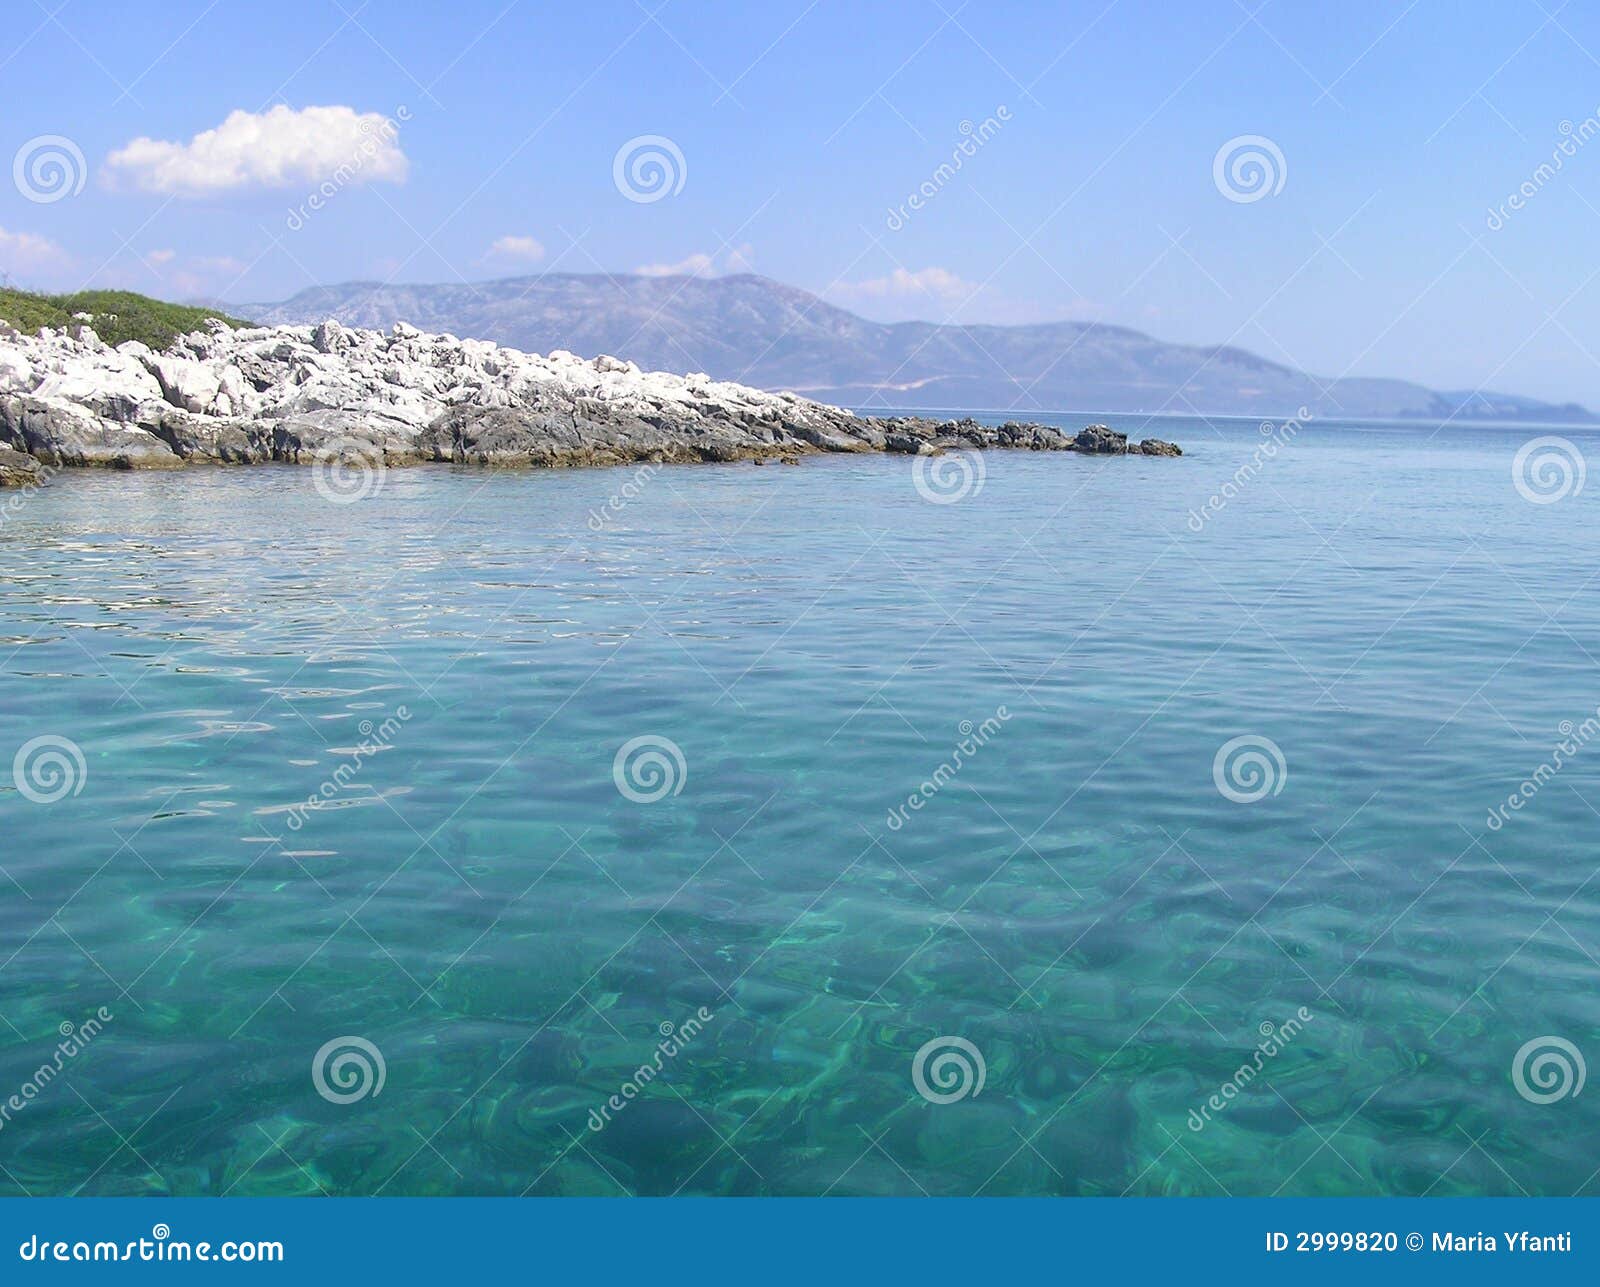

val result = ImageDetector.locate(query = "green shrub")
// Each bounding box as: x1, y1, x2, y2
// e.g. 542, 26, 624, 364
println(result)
0, 288, 252, 351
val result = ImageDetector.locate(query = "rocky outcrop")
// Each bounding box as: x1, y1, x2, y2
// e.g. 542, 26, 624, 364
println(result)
0, 394, 183, 469
1136, 437, 1182, 457
0, 320, 1180, 481
1069, 425, 1185, 456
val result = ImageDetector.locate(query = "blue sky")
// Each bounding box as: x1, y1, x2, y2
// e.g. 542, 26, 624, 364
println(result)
4, 0, 1600, 405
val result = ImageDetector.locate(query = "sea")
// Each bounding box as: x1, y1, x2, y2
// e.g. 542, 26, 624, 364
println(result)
2, 410, 1597, 1196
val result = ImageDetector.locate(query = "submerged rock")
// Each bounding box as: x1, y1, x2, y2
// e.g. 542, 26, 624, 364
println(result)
1136, 438, 1182, 456
0, 320, 1182, 480
0, 444, 41, 487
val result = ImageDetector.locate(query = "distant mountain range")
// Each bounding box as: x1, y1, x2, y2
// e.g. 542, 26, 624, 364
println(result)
244, 273, 1594, 423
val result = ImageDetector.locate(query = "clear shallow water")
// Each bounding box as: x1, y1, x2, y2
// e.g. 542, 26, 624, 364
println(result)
2, 412, 1599, 1196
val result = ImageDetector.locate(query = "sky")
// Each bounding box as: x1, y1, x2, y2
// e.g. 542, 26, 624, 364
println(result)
4, 0, 1600, 406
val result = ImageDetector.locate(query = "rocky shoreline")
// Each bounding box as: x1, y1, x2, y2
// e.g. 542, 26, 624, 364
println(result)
0, 318, 1179, 487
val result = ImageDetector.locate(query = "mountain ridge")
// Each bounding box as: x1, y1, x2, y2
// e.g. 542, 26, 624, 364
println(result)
244, 273, 1594, 424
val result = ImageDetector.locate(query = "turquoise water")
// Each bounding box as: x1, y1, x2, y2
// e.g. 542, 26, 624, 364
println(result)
3, 412, 1599, 1196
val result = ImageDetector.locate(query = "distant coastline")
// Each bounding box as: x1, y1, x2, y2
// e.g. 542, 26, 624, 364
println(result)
244, 272, 1596, 426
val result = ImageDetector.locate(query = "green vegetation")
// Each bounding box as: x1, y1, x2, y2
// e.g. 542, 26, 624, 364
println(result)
0, 288, 252, 351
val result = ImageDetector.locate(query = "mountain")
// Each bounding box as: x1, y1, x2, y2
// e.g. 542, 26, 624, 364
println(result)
246, 273, 1593, 423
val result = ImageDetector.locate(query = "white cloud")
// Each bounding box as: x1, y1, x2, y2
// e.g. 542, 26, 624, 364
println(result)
636, 252, 716, 278
0, 227, 70, 272
104, 104, 409, 196
145, 248, 177, 266
485, 234, 546, 264
834, 266, 971, 301
634, 245, 755, 278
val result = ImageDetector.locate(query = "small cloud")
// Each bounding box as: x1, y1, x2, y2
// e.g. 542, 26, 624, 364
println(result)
194, 255, 248, 274
0, 227, 71, 272
634, 245, 754, 278
104, 104, 409, 196
636, 251, 716, 278
485, 234, 546, 264
145, 248, 177, 266
834, 266, 971, 302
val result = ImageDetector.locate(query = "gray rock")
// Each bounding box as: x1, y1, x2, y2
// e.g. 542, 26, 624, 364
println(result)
1071, 425, 1129, 454
1136, 438, 1182, 456
311, 319, 346, 354
0, 445, 42, 487
142, 406, 272, 464
0, 395, 182, 469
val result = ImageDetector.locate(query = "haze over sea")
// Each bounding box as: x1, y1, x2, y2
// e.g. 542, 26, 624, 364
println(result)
3, 411, 1597, 1196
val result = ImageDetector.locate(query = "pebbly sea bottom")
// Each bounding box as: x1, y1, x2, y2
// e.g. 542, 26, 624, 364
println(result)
2, 411, 1598, 1197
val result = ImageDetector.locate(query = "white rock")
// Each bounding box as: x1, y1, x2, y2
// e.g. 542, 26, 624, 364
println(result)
0, 314, 864, 463
0, 350, 33, 393
145, 354, 223, 414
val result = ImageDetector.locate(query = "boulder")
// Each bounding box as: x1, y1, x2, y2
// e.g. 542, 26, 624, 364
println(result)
311, 319, 346, 354
143, 353, 223, 414
1071, 425, 1129, 454
0, 445, 42, 487
0, 349, 33, 393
